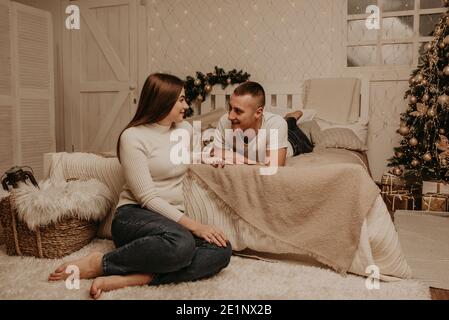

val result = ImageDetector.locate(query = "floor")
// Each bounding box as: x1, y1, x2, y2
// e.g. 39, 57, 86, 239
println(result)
386, 204, 449, 300
430, 288, 449, 300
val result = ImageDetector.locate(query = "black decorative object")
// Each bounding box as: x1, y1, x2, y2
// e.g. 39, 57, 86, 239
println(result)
1, 166, 39, 191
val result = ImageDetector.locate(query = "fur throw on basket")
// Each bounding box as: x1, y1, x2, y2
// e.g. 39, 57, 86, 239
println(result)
0, 189, 8, 202
11, 179, 114, 230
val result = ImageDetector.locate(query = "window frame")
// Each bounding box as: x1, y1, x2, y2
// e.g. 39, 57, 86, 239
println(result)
345, 0, 447, 68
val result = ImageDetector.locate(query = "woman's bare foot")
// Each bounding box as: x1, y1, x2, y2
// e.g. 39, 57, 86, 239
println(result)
90, 274, 153, 300
48, 251, 104, 282
285, 110, 303, 120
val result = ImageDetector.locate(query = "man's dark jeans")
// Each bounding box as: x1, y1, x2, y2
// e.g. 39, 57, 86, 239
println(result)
286, 117, 314, 156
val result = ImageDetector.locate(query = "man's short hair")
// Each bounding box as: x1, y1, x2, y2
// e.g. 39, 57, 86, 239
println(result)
233, 81, 265, 108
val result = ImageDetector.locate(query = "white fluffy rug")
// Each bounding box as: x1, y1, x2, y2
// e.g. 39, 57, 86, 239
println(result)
0, 239, 430, 300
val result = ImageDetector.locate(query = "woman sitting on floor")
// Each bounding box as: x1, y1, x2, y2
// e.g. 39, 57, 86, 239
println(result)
48, 73, 232, 299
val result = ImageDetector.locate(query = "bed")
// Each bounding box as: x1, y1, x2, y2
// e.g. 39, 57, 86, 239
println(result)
183, 78, 412, 281
42, 78, 412, 281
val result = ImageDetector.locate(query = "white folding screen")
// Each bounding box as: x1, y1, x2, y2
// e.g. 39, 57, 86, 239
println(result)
0, 0, 55, 180
0, 0, 15, 178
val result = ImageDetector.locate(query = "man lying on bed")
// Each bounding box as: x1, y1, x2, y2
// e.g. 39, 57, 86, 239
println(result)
210, 81, 313, 168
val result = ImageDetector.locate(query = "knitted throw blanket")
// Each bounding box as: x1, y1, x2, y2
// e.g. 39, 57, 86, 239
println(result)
187, 148, 380, 274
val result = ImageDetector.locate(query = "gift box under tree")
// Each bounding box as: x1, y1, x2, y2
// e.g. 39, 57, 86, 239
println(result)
383, 191, 417, 218
380, 172, 408, 194
421, 193, 449, 212
422, 180, 449, 195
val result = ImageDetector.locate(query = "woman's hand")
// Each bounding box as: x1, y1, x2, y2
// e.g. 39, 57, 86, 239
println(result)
192, 223, 228, 247
177, 216, 228, 247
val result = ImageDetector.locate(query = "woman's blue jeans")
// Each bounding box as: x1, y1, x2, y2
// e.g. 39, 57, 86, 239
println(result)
102, 204, 232, 286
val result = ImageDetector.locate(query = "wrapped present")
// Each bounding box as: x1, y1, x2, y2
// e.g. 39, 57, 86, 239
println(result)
421, 193, 449, 212
381, 172, 407, 187
380, 173, 407, 194
384, 191, 416, 215
380, 184, 408, 194
422, 180, 449, 195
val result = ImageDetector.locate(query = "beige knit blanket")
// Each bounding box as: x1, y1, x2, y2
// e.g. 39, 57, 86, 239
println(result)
187, 148, 381, 274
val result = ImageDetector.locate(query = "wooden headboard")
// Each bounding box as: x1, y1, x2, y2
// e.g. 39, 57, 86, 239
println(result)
193, 78, 370, 126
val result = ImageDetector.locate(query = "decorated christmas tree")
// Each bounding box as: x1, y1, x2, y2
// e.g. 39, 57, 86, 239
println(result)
388, 2, 449, 183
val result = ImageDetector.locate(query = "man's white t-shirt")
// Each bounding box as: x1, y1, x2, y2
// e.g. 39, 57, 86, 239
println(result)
213, 112, 290, 164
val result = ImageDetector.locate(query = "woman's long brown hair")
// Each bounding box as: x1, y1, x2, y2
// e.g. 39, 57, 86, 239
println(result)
116, 73, 184, 162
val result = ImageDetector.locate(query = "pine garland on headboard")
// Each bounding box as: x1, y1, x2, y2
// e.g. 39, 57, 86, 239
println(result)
184, 66, 250, 117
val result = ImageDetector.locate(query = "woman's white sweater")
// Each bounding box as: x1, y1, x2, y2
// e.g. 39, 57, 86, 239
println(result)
116, 121, 193, 221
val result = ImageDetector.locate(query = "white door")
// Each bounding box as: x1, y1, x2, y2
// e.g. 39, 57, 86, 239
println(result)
0, 0, 55, 179
63, 0, 145, 153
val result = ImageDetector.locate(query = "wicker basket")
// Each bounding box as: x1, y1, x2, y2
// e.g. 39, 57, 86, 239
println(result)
0, 194, 98, 259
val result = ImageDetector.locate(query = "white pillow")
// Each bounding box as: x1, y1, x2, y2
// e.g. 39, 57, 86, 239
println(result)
312, 127, 368, 152
315, 118, 368, 146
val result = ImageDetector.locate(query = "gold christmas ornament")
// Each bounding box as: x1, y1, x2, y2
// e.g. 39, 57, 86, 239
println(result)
415, 74, 424, 82
422, 94, 430, 102
440, 42, 446, 49
436, 134, 449, 151
204, 84, 212, 92
443, 35, 449, 44
197, 95, 204, 101
409, 96, 418, 104
444, 66, 449, 76
409, 137, 419, 146
440, 128, 446, 134
411, 159, 420, 167
427, 108, 437, 117
422, 79, 428, 86
424, 42, 433, 52
410, 103, 428, 117
423, 153, 433, 162
393, 167, 403, 176
438, 94, 449, 105
398, 126, 410, 136
226, 78, 232, 84
194, 79, 202, 86
395, 151, 404, 158
442, 159, 448, 166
